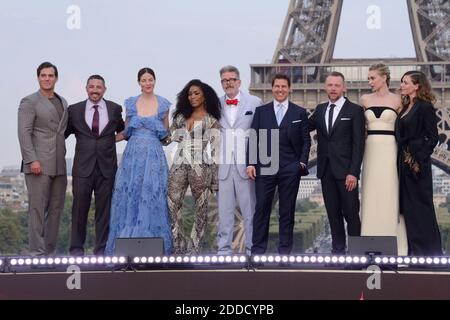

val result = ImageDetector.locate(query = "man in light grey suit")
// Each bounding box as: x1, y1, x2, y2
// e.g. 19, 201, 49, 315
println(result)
18, 62, 68, 256
217, 65, 262, 255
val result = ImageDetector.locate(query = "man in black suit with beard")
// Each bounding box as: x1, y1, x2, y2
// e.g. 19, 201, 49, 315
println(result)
309, 71, 365, 254
247, 73, 311, 255
66, 75, 125, 256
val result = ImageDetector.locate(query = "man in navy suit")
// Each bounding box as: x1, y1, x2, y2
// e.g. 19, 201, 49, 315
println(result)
247, 73, 311, 255
65, 75, 125, 256
309, 72, 365, 254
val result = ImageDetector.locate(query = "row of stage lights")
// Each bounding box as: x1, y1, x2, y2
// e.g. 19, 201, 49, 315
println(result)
1, 254, 450, 271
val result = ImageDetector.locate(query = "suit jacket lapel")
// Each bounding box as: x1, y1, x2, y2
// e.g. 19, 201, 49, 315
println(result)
330, 99, 349, 136
269, 102, 279, 128
220, 96, 232, 129
280, 102, 294, 127
234, 93, 248, 127
319, 104, 328, 136
100, 100, 115, 136
38, 91, 60, 123
77, 100, 92, 133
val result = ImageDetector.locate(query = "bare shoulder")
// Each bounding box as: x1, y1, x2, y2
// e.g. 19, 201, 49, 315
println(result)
389, 92, 402, 111
359, 93, 372, 108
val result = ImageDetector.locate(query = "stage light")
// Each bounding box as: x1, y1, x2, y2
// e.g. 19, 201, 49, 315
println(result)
169, 257, 176, 263
433, 258, 440, 265
332, 256, 338, 263
324, 256, 331, 263
296, 256, 303, 263
211, 256, 218, 263
303, 256, 310, 263
418, 258, 425, 264
404, 257, 411, 264
275, 256, 281, 263
54, 258, 62, 265
389, 257, 396, 264
176, 256, 183, 263
218, 256, 225, 263
441, 258, 448, 264
338, 256, 345, 264
374, 257, 382, 264
261, 256, 268, 263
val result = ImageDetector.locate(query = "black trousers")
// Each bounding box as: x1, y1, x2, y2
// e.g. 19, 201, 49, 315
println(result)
321, 162, 361, 254
251, 162, 301, 255
70, 163, 115, 255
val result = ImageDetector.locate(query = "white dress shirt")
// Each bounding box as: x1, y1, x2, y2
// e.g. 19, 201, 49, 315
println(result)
273, 99, 289, 124
85, 99, 109, 134
224, 92, 241, 127
325, 96, 346, 132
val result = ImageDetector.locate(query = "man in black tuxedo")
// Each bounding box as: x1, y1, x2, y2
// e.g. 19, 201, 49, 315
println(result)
65, 75, 125, 255
309, 72, 365, 254
247, 74, 311, 254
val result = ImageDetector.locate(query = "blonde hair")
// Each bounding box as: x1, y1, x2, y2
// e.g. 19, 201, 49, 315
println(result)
369, 63, 391, 87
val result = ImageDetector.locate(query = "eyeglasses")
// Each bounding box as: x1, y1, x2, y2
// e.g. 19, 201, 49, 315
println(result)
221, 78, 239, 84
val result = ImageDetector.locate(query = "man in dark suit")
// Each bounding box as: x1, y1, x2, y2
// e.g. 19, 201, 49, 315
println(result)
65, 75, 125, 256
309, 71, 365, 254
247, 73, 311, 255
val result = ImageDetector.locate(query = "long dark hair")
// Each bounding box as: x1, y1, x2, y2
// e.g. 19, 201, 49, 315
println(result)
401, 70, 436, 107
173, 79, 221, 120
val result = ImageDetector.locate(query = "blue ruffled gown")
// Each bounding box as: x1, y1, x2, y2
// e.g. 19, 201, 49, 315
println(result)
105, 95, 172, 255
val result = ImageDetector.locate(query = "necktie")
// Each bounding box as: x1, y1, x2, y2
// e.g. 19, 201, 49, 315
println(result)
328, 104, 336, 135
276, 103, 284, 126
92, 105, 99, 136
226, 99, 238, 106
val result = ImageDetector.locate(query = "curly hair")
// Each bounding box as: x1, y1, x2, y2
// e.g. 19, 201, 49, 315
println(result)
173, 79, 221, 121
401, 70, 436, 107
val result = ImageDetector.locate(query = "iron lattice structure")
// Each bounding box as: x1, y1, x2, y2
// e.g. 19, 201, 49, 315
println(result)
251, 0, 450, 174
408, 0, 450, 62
272, 0, 343, 64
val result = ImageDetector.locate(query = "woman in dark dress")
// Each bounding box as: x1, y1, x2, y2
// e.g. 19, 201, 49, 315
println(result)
397, 70, 442, 256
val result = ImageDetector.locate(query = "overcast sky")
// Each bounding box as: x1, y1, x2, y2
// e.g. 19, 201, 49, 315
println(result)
0, 0, 415, 168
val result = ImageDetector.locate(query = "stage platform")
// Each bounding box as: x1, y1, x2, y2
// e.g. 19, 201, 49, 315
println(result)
1, 266, 450, 300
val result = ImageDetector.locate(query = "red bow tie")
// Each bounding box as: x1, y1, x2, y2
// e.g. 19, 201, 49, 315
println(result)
226, 99, 238, 106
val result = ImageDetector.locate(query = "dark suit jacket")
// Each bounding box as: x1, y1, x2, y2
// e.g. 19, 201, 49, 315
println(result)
248, 101, 311, 176
396, 99, 438, 165
309, 98, 365, 180
65, 100, 125, 178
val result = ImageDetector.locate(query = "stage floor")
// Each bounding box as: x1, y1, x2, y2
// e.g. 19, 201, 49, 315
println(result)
1, 266, 449, 300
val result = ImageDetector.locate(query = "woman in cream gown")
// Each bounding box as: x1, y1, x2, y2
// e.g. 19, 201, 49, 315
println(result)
360, 63, 408, 256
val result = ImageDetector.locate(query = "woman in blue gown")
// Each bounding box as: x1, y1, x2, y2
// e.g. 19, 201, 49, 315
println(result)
105, 68, 172, 255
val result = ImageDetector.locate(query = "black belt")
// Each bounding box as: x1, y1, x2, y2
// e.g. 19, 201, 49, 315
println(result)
367, 130, 395, 136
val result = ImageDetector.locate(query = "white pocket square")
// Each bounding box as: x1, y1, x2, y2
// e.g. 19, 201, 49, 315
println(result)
292, 120, 302, 124
341, 118, 351, 121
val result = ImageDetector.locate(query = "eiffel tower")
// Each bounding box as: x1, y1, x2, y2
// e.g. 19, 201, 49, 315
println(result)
250, 0, 450, 173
